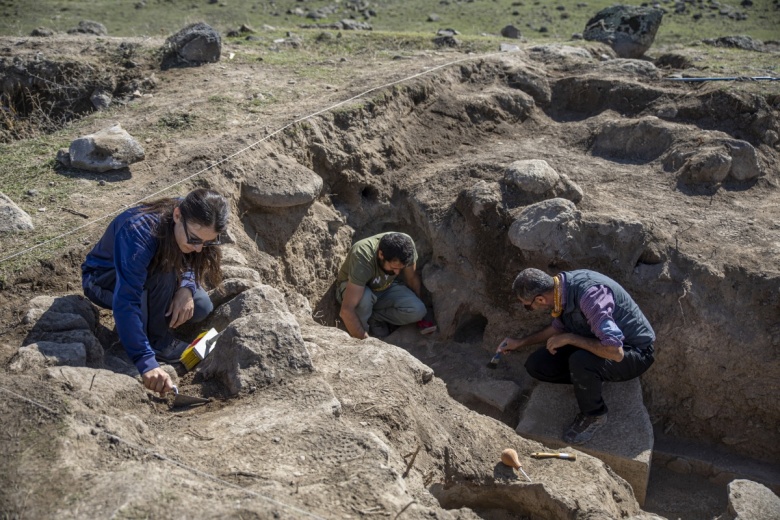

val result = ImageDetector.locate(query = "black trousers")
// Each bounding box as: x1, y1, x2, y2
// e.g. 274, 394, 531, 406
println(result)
524, 344, 654, 416
83, 268, 213, 351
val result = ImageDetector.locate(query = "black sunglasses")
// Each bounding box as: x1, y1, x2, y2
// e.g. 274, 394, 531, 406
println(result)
181, 214, 222, 247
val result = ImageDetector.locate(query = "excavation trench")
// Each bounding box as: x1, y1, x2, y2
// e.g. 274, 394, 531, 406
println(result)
226, 60, 779, 514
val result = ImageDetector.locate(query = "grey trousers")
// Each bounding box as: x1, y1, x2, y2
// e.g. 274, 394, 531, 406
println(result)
337, 281, 427, 330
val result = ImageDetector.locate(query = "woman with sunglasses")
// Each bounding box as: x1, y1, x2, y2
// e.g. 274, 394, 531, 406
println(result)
82, 188, 228, 396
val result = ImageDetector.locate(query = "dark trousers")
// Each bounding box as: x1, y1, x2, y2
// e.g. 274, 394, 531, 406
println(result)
524, 344, 654, 416
82, 269, 213, 351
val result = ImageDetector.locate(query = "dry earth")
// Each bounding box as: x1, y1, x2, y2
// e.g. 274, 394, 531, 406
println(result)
1, 31, 779, 519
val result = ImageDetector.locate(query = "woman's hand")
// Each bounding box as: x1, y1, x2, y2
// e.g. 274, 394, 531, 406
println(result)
142, 367, 173, 396
167, 287, 194, 328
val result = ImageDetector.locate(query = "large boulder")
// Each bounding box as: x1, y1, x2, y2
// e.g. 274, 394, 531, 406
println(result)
200, 286, 313, 394
161, 22, 222, 69
240, 153, 323, 208
67, 125, 145, 173
583, 5, 663, 58
665, 137, 762, 184
504, 159, 583, 203
722, 479, 780, 520
508, 198, 581, 258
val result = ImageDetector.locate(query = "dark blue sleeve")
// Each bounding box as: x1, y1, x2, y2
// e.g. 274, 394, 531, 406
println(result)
112, 215, 160, 375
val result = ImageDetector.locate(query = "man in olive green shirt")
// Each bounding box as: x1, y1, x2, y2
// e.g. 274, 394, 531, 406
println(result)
336, 232, 427, 338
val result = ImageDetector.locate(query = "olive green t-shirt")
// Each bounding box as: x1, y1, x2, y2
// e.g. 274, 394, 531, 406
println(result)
336, 232, 418, 293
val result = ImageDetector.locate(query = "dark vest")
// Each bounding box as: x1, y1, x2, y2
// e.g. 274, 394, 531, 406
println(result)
560, 270, 655, 351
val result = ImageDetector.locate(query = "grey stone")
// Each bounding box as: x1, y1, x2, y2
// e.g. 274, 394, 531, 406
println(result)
31, 27, 54, 37
90, 89, 112, 110
528, 44, 592, 62
583, 5, 664, 58
69, 124, 145, 173
199, 309, 313, 395
9, 341, 87, 372
724, 139, 761, 181
161, 22, 221, 69
680, 147, 733, 184
433, 36, 459, 47
211, 285, 290, 331
508, 198, 581, 258
27, 294, 99, 330
703, 35, 764, 52
28, 311, 91, 333
724, 479, 780, 520
56, 148, 71, 167
0, 192, 34, 233
462, 180, 502, 217
220, 247, 248, 266
68, 20, 108, 36
26, 329, 103, 366
501, 25, 521, 39
240, 154, 322, 208
505, 159, 560, 194
516, 378, 653, 505
220, 266, 261, 283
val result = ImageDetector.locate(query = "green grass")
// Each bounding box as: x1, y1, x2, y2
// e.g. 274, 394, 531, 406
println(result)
1, 0, 778, 46
0, 0, 777, 277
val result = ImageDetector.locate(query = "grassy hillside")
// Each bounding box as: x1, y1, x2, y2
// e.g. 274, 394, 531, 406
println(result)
1, 0, 778, 44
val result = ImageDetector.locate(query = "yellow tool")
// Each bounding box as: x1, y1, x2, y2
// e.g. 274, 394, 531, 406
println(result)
180, 328, 222, 370
531, 452, 577, 460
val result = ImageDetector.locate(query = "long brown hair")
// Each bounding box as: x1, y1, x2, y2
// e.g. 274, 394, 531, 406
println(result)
140, 189, 229, 288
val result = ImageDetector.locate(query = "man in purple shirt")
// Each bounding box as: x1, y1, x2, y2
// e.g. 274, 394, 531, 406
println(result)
498, 268, 655, 444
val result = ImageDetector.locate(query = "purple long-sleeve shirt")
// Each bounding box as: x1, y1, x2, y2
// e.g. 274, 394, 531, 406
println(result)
552, 274, 625, 347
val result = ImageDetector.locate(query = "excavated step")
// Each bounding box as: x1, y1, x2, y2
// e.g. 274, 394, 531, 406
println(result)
516, 378, 653, 506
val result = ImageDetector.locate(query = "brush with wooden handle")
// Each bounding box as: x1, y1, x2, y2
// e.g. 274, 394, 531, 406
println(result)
531, 452, 577, 460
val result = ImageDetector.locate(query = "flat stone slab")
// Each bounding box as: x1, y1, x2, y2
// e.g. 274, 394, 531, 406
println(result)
464, 379, 522, 413
516, 378, 653, 505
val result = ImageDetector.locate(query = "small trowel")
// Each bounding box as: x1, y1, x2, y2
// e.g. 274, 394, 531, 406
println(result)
171, 385, 210, 408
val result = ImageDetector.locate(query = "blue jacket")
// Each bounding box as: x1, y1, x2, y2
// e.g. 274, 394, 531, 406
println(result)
82, 207, 195, 374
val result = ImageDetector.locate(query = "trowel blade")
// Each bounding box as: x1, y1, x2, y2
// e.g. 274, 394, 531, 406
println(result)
171, 386, 210, 407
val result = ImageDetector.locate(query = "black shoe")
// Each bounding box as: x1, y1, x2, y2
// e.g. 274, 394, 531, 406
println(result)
153, 338, 190, 363
562, 413, 608, 445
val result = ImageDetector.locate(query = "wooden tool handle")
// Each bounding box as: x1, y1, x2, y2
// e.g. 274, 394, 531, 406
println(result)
531, 452, 576, 460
